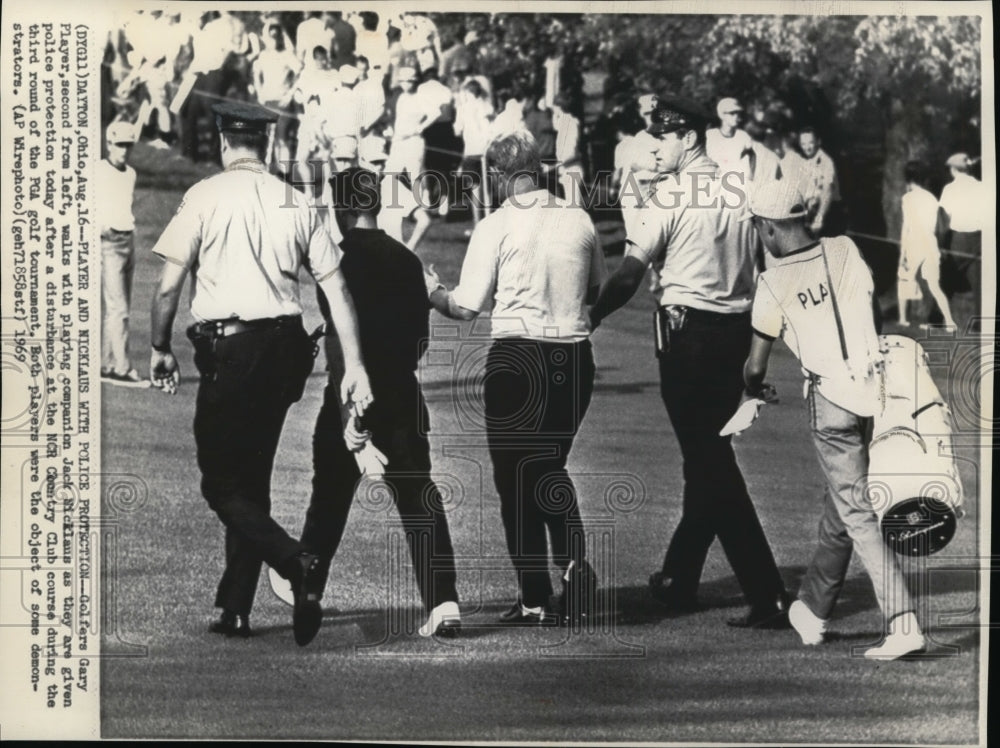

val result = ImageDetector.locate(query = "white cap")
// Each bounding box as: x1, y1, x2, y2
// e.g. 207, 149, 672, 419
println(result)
359, 135, 388, 163
106, 121, 137, 144
716, 97, 743, 117
637, 93, 658, 115
946, 152, 972, 169
743, 178, 808, 221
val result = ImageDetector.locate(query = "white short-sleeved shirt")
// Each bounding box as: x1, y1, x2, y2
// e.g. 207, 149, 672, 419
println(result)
900, 185, 940, 267
393, 91, 427, 139
800, 148, 840, 204
939, 173, 985, 232
751, 236, 881, 416
152, 163, 342, 322
452, 189, 606, 341
97, 160, 136, 232
705, 128, 752, 180
625, 154, 756, 313
321, 86, 362, 140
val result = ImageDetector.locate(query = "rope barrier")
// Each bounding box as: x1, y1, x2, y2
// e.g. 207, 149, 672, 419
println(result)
847, 231, 981, 261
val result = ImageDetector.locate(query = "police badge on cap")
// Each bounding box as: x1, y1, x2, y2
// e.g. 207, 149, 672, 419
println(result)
211, 101, 279, 133
647, 94, 711, 136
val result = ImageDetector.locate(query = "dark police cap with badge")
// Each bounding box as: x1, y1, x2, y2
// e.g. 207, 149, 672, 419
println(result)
211, 101, 279, 133
647, 94, 712, 136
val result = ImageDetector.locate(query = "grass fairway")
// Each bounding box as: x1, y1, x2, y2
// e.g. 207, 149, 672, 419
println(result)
100, 144, 984, 743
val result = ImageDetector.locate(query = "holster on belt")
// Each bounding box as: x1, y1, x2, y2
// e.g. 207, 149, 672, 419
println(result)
654, 305, 688, 357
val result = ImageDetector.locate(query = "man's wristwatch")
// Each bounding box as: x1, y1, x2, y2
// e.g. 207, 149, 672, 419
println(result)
152, 342, 172, 354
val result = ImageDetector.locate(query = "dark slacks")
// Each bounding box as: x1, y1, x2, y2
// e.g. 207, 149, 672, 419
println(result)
656, 309, 785, 607
483, 338, 595, 609
302, 377, 458, 612
191, 321, 313, 616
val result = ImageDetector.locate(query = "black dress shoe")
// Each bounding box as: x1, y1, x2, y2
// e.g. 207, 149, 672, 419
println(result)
727, 592, 792, 630
648, 572, 700, 614
290, 552, 323, 646
209, 610, 252, 638
498, 602, 559, 626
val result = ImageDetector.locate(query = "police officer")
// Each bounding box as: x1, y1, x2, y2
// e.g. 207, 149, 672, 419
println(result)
149, 101, 373, 647
589, 95, 791, 629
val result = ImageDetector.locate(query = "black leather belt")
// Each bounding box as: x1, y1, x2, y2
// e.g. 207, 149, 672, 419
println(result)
187, 315, 302, 340
660, 305, 750, 325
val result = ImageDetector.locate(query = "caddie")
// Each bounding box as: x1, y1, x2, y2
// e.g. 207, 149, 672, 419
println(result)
739, 177, 926, 660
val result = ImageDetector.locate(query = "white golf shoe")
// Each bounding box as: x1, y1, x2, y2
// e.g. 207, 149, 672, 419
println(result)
788, 600, 826, 645
864, 612, 926, 661
419, 601, 461, 638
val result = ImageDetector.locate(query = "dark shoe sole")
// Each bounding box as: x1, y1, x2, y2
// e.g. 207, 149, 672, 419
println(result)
435, 619, 462, 638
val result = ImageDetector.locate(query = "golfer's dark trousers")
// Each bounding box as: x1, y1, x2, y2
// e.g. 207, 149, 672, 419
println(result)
656, 308, 786, 607
190, 318, 312, 617
302, 376, 459, 613
483, 338, 595, 610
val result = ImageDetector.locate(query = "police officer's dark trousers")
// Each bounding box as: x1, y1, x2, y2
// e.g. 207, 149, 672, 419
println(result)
302, 376, 459, 613
483, 338, 595, 610
656, 309, 785, 607
191, 319, 313, 616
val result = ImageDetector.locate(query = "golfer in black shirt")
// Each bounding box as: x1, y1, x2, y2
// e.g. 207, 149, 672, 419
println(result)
301, 167, 461, 638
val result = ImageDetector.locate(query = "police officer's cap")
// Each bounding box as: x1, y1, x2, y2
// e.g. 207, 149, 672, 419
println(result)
647, 94, 711, 136
211, 101, 278, 133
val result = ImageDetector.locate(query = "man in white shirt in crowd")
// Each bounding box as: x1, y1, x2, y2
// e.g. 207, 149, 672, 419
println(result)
296, 12, 334, 66
706, 97, 753, 182
417, 66, 458, 216
322, 64, 362, 145
355, 11, 390, 82
362, 136, 432, 253
937, 152, 984, 324
292, 45, 339, 195
354, 56, 386, 138
897, 160, 957, 329
387, 67, 433, 208
100, 122, 150, 388
798, 127, 842, 237
252, 18, 300, 174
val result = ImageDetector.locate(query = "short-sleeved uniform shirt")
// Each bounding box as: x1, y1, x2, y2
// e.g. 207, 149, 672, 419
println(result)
152, 162, 342, 322
452, 189, 606, 341
626, 154, 756, 313
751, 236, 881, 416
